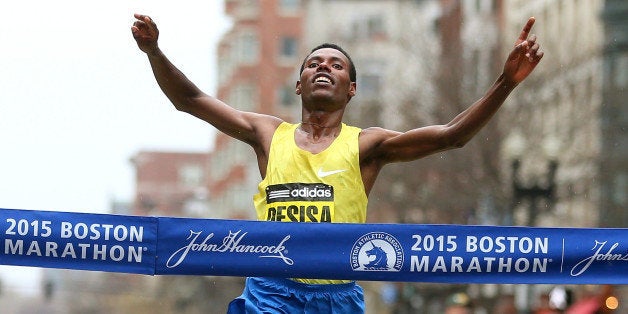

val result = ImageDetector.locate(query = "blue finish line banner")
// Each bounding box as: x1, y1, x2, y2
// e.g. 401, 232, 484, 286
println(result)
1, 208, 627, 284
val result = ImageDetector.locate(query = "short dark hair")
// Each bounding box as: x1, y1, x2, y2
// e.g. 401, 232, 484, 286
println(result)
299, 43, 356, 82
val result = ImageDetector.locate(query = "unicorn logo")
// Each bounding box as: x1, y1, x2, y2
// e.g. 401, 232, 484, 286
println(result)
351, 232, 404, 272
364, 241, 390, 270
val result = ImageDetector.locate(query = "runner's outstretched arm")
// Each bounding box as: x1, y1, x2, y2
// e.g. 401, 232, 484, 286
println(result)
364, 17, 543, 164
131, 13, 281, 147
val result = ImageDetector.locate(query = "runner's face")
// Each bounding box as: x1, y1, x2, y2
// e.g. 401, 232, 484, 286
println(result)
297, 48, 355, 105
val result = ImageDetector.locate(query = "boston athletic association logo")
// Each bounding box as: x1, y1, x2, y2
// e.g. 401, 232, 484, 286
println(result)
351, 232, 404, 271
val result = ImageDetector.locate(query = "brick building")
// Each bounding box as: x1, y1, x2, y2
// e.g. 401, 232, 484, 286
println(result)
131, 151, 209, 217
208, 0, 305, 219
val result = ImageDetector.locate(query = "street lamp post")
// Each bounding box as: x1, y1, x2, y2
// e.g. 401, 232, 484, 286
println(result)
503, 133, 560, 226
504, 133, 560, 313
511, 160, 558, 314
511, 158, 558, 226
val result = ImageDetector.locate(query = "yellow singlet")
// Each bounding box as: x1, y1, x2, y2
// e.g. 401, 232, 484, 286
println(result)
253, 122, 368, 284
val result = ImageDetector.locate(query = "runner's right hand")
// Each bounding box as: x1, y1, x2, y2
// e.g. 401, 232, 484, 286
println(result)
131, 14, 159, 55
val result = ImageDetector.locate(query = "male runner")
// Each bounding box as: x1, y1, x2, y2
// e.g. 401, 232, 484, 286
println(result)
132, 14, 543, 313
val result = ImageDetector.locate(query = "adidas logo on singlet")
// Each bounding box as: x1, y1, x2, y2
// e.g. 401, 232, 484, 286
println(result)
266, 183, 333, 203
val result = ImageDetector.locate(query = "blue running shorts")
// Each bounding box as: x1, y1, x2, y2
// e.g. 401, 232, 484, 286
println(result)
227, 277, 365, 314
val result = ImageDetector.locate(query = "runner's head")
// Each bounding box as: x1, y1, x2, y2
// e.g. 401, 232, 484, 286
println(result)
300, 43, 356, 82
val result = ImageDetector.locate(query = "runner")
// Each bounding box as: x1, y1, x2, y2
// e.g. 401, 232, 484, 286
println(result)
132, 14, 543, 313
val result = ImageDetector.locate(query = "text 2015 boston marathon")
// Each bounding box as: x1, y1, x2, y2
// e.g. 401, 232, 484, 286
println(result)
4, 219, 148, 263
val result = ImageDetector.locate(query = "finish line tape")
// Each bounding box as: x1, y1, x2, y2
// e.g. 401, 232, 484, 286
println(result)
1, 208, 626, 284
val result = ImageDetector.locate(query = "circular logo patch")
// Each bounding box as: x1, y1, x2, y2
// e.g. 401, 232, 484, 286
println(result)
350, 232, 403, 272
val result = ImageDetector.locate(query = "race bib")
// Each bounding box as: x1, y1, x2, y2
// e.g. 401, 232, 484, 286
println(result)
263, 183, 335, 223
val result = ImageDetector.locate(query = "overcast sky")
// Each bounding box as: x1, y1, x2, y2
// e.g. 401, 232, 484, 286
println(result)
0, 0, 230, 296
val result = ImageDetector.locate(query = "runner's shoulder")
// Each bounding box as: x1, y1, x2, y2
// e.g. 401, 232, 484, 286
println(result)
358, 127, 401, 159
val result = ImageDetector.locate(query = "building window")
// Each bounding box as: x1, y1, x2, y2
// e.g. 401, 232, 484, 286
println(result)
280, 36, 299, 59
236, 31, 259, 64
234, 0, 260, 18
351, 15, 386, 40
612, 173, 627, 205
280, 0, 301, 12
358, 73, 382, 101
367, 16, 384, 37
229, 84, 256, 111
278, 85, 296, 107
210, 151, 228, 181
179, 164, 204, 187
615, 53, 628, 88
469, 0, 497, 14
218, 52, 234, 85
357, 60, 384, 101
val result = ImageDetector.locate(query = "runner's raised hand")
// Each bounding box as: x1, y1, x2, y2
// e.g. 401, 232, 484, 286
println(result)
131, 14, 160, 55
503, 17, 544, 85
